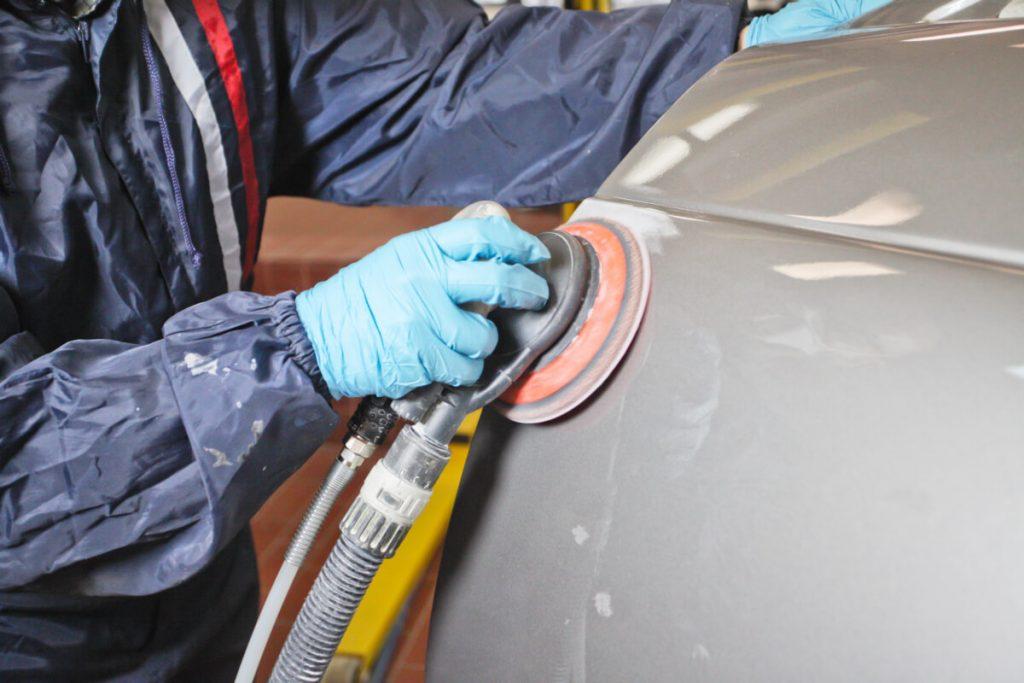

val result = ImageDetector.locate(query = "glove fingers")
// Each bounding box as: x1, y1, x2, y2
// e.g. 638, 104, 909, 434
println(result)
421, 337, 485, 388
445, 260, 550, 311
430, 305, 499, 359
428, 216, 550, 264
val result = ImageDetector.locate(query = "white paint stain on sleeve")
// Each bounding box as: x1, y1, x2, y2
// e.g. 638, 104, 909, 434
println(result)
204, 447, 231, 467
204, 421, 264, 469
593, 592, 613, 618
183, 352, 219, 376
571, 525, 590, 546
237, 420, 266, 465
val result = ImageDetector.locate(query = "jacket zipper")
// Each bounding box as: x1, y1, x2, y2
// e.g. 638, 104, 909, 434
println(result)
0, 139, 12, 193
139, 21, 203, 267
71, 11, 201, 269
74, 19, 91, 62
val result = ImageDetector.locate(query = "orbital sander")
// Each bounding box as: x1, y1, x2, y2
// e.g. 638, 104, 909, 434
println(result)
494, 218, 650, 423
244, 202, 650, 683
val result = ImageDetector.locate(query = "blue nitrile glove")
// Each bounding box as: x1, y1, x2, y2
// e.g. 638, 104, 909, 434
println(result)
745, 0, 891, 47
296, 216, 551, 399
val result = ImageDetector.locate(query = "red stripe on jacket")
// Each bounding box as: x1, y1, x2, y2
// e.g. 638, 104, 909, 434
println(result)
192, 0, 261, 283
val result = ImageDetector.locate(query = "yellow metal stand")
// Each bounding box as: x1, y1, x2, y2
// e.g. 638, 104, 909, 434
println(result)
561, 202, 578, 223
573, 0, 611, 11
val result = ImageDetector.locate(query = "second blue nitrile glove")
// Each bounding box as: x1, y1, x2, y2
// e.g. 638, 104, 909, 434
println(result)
746, 0, 892, 47
296, 216, 551, 399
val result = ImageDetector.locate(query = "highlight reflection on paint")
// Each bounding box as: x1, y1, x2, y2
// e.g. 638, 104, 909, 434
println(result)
798, 190, 923, 227
620, 136, 691, 187
772, 261, 903, 281
904, 23, 1024, 41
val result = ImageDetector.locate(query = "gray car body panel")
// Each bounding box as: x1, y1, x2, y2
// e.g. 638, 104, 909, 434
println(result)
429, 12, 1024, 683
601, 17, 1024, 268
851, 0, 1024, 25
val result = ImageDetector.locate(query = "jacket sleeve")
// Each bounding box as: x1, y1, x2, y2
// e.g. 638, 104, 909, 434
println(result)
0, 289, 338, 597
270, 0, 744, 207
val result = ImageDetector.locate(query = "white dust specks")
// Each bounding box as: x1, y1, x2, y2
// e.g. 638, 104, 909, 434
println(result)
235, 401, 243, 409
184, 352, 219, 377
250, 358, 258, 371
593, 592, 613, 618
571, 525, 590, 546
692, 644, 711, 661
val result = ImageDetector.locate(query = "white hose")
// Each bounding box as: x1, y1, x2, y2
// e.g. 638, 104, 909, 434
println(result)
235, 459, 357, 682
235, 562, 298, 683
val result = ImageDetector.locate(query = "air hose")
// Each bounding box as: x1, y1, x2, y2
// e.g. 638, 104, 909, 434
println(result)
234, 397, 397, 683
269, 228, 590, 682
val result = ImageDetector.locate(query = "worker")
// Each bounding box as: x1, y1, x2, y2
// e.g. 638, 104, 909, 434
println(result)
0, 0, 886, 679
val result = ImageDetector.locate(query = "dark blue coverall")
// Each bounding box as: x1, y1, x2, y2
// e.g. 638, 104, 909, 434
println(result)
0, 0, 743, 678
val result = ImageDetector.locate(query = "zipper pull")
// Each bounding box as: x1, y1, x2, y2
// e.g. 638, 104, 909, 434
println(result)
75, 20, 91, 62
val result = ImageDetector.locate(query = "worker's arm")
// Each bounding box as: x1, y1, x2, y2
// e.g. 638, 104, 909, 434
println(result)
0, 218, 546, 596
0, 286, 338, 596
739, 0, 891, 48
270, 0, 745, 207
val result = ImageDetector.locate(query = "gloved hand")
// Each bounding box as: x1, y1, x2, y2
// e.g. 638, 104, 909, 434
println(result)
296, 216, 550, 399
743, 0, 891, 47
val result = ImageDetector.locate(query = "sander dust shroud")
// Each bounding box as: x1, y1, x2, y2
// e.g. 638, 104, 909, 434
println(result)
261, 205, 650, 683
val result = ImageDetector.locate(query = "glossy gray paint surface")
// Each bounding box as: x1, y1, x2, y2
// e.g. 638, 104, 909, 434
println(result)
602, 18, 1024, 267
429, 17, 1024, 683
852, 0, 1024, 25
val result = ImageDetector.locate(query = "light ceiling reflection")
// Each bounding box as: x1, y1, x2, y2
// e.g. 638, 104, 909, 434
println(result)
798, 190, 923, 227
904, 23, 1024, 41
620, 136, 691, 187
772, 261, 903, 281
687, 103, 758, 142
923, 0, 986, 22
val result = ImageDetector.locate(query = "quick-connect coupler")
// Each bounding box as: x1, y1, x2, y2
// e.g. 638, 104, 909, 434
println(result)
340, 424, 450, 557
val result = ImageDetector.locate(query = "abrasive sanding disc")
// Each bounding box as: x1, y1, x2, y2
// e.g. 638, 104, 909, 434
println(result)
495, 220, 650, 424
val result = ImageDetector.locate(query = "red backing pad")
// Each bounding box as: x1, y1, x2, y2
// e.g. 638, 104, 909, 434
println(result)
496, 220, 649, 424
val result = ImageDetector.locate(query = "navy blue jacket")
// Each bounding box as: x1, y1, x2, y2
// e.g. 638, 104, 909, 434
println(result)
0, 0, 742, 678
